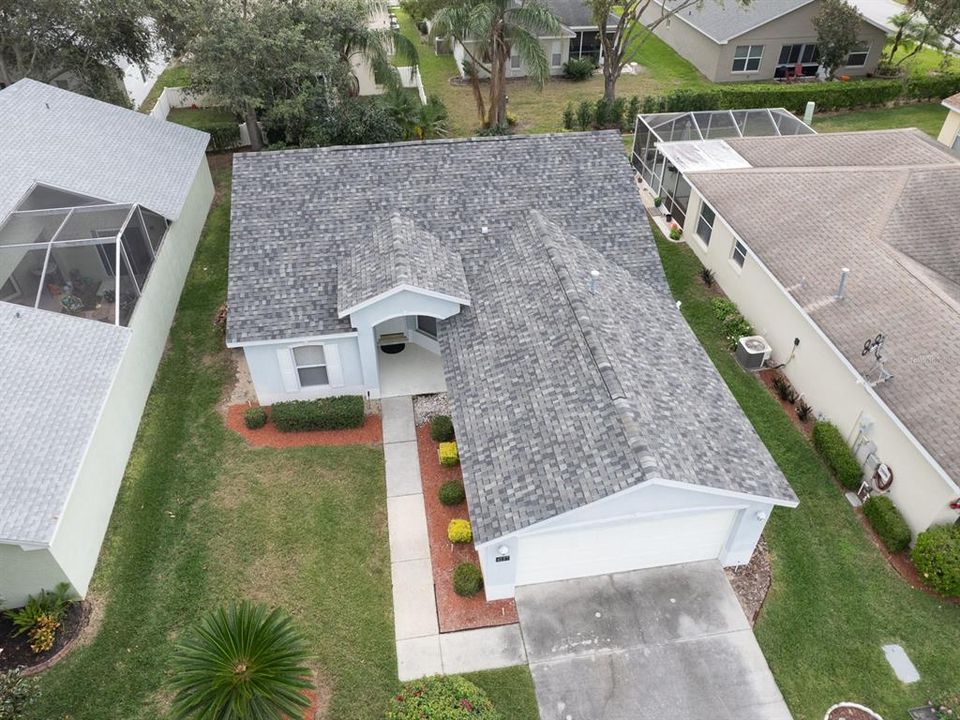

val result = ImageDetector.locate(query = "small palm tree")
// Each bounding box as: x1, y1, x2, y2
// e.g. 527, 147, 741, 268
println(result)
170, 602, 312, 720
337, 0, 419, 94
433, 0, 561, 129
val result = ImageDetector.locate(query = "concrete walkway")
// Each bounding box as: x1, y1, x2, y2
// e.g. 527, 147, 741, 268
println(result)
381, 396, 527, 682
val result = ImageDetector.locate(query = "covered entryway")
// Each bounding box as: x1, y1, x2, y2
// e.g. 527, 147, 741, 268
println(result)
514, 508, 738, 587
516, 562, 792, 720
376, 316, 447, 398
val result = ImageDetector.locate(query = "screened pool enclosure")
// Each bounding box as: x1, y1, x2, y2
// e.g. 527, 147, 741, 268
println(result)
632, 108, 814, 226
0, 185, 169, 326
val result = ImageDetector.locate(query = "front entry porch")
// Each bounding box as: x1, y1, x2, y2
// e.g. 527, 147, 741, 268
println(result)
378, 339, 446, 398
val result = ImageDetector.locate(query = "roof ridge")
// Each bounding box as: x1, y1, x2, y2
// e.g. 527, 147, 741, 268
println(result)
690, 163, 960, 176
529, 211, 662, 478
234, 129, 621, 160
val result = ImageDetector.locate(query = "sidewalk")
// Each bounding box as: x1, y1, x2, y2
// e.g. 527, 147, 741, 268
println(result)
381, 396, 528, 681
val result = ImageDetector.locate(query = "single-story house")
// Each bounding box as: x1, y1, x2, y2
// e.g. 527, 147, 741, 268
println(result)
640, 0, 889, 82
632, 118, 960, 536
0, 79, 213, 608
452, 0, 618, 79
226, 132, 797, 600
938, 91, 960, 150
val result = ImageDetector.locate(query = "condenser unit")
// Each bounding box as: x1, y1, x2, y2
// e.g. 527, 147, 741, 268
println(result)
736, 335, 771, 371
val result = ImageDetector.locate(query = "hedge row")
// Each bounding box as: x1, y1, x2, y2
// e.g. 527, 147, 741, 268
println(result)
632, 73, 960, 116
913, 524, 960, 597
863, 495, 912, 553
202, 121, 242, 152
812, 421, 863, 490
270, 395, 364, 432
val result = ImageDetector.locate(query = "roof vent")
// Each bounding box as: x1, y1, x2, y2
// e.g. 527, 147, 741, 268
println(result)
480, 225, 489, 235
588, 269, 600, 294
835, 267, 850, 300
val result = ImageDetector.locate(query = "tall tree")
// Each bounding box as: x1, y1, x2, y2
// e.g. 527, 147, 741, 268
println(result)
0, 0, 155, 105
913, 0, 960, 45
170, 602, 312, 720
432, 0, 560, 129
883, 11, 943, 67
813, 0, 862, 78
588, 0, 750, 102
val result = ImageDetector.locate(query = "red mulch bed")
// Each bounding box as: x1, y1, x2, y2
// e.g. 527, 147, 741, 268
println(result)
758, 369, 814, 437
225, 404, 382, 448
416, 424, 518, 633
0, 601, 89, 672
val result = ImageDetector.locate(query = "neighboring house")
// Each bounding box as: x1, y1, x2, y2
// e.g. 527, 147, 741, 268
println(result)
0, 80, 213, 608
632, 116, 960, 536
226, 132, 797, 600
937, 92, 960, 150
640, 0, 888, 82
451, 0, 618, 79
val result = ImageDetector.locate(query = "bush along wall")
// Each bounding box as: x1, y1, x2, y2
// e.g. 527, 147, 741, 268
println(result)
862, 495, 912, 553
912, 524, 960, 597
270, 395, 365, 432
812, 420, 863, 490
565, 73, 960, 127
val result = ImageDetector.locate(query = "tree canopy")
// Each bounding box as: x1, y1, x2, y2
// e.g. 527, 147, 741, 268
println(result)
813, 0, 862, 78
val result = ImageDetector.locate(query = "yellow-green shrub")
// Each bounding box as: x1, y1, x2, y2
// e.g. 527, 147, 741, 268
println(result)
447, 519, 472, 544
438, 441, 459, 467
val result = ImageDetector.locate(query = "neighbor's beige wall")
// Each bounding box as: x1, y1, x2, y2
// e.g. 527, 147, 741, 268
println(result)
680, 188, 959, 536
0, 545, 70, 609
45, 160, 215, 601
937, 107, 960, 146
640, 4, 720, 80
645, 0, 886, 82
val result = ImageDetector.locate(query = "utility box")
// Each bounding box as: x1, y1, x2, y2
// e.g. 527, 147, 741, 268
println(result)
736, 335, 772, 371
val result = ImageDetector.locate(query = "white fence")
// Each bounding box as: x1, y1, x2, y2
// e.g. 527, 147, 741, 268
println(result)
148, 86, 215, 120
397, 66, 427, 105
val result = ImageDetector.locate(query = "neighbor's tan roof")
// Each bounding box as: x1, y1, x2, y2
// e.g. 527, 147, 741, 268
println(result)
943, 92, 960, 112
689, 130, 960, 488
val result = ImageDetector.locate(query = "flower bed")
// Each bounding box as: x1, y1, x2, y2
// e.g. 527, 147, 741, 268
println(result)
225, 404, 382, 447
415, 424, 518, 632
0, 600, 90, 674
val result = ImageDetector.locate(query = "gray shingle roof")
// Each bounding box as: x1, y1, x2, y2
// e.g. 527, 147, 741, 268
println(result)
545, 0, 618, 28
442, 211, 796, 543
689, 132, 960, 488
337, 214, 470, 316
227, 132, 664, 345
658, 0, 813, 43
0, 304, 129, 545
0, 79, 209, 222
228, 132, 797, 543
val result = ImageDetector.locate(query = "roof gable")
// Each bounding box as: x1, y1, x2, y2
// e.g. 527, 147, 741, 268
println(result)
337, 215, 470, 317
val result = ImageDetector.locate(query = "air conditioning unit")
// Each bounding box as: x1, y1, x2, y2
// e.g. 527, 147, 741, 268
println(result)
736, 335, 771, 371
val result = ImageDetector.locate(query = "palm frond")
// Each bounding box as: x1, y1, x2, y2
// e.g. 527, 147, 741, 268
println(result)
509, 26, 550, 86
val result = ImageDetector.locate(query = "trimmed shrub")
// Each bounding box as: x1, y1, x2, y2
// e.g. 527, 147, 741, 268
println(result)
913, 524, 960, 597
270, 396, 364, 432
711, 297, 753, 350
430, 414, 455, 442
447, 519, 473, 544
438, 441, 459, 467
575, 100, 593, 130
812, 420, 863, 490
626, 95, 641, 128
452, 562, 484, 597
386, 675, 502, 719
204, 121, 242, 152
244, 406, 267, 430
862, 495, 911, 553
562, 103, 574, 130
563, 57, 595, 81
438, 481, 466, 506
611, 97, 626, 131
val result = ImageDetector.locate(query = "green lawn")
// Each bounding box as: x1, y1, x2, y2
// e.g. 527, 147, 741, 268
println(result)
813, 102, 947, 137
655, 234, 960, 720
396, 9, 707, 135
138, 64, 192, 113
887, 41, 957, 76
26, 159, 537, 719
167, 107, 237, 129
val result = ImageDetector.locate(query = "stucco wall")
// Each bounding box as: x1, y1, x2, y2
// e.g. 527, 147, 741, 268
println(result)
478, 481, 777, 600
937, 107, 960, 147
243, 333, 366, 405
455, 37, 570, 79
0, 545, 70, 610
41, 159, 214, 602
644, 0, 885, 82
680, 189, 959, 535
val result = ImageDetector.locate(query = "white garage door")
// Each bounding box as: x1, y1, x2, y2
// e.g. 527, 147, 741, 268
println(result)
515, 509, 738, 587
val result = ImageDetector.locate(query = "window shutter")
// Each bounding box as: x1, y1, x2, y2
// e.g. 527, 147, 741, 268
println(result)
325, 344, 344, 387
276, 348, 299, 392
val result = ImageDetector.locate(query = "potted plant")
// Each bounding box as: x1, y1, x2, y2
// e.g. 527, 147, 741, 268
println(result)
824, 702, 883, 720
653, 196, 663, 208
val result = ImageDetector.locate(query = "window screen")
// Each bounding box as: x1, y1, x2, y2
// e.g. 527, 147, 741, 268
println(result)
293, 345, 328, 386
732, 239, 748, 268
696, 204, 716, 245
845, 42, 870, 66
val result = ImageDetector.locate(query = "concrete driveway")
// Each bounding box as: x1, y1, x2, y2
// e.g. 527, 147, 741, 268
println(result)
516, 561, 792, 720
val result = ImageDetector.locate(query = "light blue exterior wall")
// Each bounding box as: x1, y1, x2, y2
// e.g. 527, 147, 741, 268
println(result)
478, 480, 776, 600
